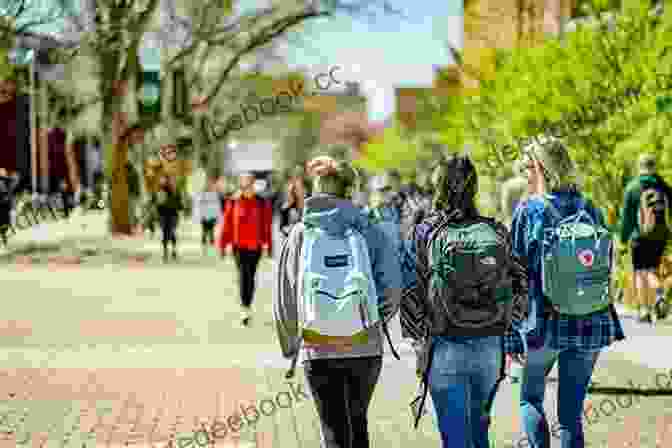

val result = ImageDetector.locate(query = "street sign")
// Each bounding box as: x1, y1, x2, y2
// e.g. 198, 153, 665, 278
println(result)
656, 95, 672, 113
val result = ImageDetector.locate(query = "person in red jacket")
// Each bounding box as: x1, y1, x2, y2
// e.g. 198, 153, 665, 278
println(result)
218, 172, 272, 326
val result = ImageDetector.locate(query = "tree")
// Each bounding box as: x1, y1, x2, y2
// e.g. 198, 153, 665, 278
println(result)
55, 0, 404, 234
415, 0, 671, 221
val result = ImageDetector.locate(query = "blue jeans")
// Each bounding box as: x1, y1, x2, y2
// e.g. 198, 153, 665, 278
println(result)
520, 330, 600, 448
428, 335, 505, 448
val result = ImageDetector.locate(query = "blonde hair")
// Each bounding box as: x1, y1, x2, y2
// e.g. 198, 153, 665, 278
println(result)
307, 156, 359, 199
521, 136, 580, 190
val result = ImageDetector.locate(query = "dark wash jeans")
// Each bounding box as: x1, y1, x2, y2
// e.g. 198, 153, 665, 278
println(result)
304, 356, 383, 448
428, 335, 505, 448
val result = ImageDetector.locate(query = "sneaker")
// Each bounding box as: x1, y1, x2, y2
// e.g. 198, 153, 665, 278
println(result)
655, 298, 668, 321
172, 251, 178, 260
638, 313, 652, 324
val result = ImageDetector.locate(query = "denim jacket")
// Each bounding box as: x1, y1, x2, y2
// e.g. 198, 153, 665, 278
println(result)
509, 189, 625, 352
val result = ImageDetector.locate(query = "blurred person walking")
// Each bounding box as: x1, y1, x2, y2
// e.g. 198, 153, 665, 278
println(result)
0, 169, 20, 246
218, 172, 272, 327
193, 176, 223, 255
620, 153, 672, 324
279, 168, 306, 240
501, 160, 529, 229
156, 175, 184, 262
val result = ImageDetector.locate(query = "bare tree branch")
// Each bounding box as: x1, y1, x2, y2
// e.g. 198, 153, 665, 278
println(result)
200, 8, 330, 106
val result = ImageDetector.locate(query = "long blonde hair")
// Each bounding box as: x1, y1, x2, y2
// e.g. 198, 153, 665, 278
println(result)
521, 136, 580, 191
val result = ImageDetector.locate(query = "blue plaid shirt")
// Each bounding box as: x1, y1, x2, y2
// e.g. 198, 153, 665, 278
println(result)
507, 190, 625, 353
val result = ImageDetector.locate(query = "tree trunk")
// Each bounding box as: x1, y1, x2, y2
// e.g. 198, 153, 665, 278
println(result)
102, 88, 131, 235
109, 130, 131, 234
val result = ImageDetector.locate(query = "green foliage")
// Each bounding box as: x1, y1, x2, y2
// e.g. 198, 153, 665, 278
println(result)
418, 2, 671, 214
354, 124, 441, 175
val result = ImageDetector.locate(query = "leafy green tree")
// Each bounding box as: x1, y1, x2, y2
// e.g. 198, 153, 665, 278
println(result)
419, 0, 671, 220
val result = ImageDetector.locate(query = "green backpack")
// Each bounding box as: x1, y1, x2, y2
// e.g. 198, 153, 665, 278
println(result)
427, 218, 514, 333
541, 200, 613, 315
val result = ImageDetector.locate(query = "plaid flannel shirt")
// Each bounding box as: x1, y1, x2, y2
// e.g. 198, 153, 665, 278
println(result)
508, 191, 625, 353
399, 211, 530, 347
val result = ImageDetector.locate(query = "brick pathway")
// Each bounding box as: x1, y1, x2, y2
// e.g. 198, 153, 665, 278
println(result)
0, 368, 282, 447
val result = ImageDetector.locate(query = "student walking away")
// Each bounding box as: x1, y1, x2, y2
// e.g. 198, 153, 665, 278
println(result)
510, 136, 625, 448
368, 170, 405, 255
156, 175, 183, 262
194, 177, 223, 254
620, 153, 672, 324
218, 172, 272, 327
126, 162, 142, 233
399, 172, 432, 242
400, 154, 529, 448
274, 155, 401, 448
0, 169, 20, 246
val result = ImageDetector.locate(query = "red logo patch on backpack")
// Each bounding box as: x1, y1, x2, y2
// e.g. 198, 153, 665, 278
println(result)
577, 249, 594, 268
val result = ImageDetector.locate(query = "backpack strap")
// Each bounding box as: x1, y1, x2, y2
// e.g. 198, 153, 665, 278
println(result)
412, 326, 435, 429
347, 227, 401, 361
544, 196, 563, 223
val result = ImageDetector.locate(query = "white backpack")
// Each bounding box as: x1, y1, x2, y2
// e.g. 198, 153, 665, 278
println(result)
285, 213, 399, 378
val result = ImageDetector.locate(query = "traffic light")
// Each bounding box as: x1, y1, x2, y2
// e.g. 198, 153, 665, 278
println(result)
138, 70, 161, 123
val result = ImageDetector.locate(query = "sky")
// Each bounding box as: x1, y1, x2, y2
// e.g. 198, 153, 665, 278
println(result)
11, 0, 463, 122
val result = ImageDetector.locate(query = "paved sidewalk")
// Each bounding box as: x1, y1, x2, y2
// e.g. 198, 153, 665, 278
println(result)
0, 214, 670, 447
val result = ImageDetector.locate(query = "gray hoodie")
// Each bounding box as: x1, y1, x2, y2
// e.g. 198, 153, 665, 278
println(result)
273, 193, 402, 361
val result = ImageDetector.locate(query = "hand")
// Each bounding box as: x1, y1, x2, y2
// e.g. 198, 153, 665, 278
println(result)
526, 159, 546, 196
306, 156, 338, 177
264, 246, 272, 258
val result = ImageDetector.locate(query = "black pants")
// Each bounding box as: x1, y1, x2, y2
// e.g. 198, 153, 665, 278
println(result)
304, 356, 383, 448
233, 248, 262, 308
632, 238, 666, 271
0, 207, 9, 246
201, 218, 217, 246
159, 214, 178, 249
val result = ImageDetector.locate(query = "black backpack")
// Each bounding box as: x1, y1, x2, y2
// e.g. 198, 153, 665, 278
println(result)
422, 215, 515, 333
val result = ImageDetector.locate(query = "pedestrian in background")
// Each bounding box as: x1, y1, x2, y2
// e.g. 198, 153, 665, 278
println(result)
194, 176, 223, 255
0, 169, 20, 246
279, 168, 305, 240
619, 153, 672, 324
156, 175, 183, 262
501, 159, 529, 229
218, 172, 272, 327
